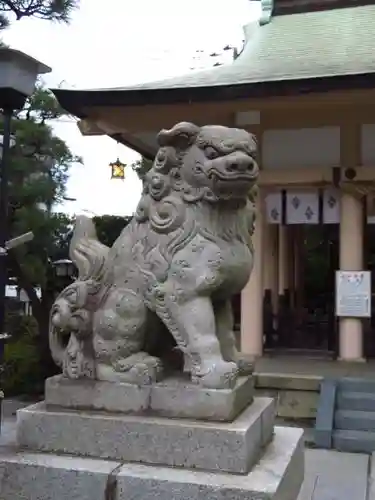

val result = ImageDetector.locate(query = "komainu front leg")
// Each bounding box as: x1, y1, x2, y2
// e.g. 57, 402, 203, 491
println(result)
214, 299, 254, 375
156, 294, 238, 389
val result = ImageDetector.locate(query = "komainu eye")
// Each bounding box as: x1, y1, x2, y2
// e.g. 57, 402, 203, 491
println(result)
204, 146, 220, 160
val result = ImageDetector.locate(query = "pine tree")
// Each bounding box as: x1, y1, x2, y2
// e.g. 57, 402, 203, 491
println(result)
0, 0, 79, 30
1, 85, 82, 378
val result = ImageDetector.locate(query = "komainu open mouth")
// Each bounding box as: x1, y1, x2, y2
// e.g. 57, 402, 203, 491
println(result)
208, 170, 255, 196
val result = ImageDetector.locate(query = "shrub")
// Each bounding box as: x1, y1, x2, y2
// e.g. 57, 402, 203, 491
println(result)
2, 315, 44, 397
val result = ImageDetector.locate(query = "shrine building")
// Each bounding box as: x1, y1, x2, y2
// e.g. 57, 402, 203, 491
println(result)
53, 0, 375, 364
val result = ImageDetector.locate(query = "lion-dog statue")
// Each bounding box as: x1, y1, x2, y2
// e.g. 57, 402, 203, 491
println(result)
49, 122, 259, 390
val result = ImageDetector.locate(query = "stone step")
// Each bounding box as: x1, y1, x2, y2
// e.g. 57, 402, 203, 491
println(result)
336, 391, 375, 412
335, 409, 375, 432
16, 398, 276, 475
333, 429, 375, 454
0, 426, 305, 500
338, 377, 375, 394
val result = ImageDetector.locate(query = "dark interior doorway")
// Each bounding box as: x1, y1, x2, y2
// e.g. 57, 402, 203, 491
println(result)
264, 224, 339, 356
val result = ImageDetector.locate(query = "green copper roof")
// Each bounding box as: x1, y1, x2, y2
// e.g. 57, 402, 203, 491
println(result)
109, 4, 375, 91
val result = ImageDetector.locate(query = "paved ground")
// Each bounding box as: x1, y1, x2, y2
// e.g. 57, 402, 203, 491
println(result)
1, 399, 374, 499
298, 449, 370, 500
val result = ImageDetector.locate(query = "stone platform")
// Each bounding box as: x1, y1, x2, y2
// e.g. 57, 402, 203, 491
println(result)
0, 425, 304, 500
45, 374, 254, 422
17, 397, 275, 474
0, 375, 304, 500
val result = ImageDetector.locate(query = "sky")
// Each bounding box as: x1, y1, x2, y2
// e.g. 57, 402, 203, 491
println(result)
3, 0, 260, 217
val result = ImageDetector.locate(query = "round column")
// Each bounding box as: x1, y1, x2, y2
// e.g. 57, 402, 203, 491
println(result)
339, 192, 364, 361
241, 193, 263, 357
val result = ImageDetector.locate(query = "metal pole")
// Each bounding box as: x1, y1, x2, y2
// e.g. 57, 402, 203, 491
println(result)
0, 110, 12, 428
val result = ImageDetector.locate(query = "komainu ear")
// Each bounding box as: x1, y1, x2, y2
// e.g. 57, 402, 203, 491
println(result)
157, 122, 200, 150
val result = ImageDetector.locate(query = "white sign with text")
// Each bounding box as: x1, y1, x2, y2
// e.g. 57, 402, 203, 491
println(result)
335, 270, 371, 318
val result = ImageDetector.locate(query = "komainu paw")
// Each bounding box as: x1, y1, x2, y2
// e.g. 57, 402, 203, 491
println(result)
113, 352, 164, 385
193, 360, 239, 390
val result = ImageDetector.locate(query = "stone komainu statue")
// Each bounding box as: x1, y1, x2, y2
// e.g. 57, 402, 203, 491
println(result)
49, 122, 259, 390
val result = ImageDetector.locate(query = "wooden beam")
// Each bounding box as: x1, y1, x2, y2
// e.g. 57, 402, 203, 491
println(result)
258, 167, 333, 187
259, 165, 375, 188
340, 182, 375, 198
343, 166, 375, 182
77, 119, 106, 136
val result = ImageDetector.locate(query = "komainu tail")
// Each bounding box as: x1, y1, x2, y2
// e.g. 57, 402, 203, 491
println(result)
70, 215, 109, 281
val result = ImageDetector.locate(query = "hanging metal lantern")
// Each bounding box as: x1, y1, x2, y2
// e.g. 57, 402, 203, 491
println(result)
110, 158, 126, 179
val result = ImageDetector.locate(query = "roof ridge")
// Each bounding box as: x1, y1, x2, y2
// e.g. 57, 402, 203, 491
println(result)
248, 0, 274, 24
273, 0, 375, 16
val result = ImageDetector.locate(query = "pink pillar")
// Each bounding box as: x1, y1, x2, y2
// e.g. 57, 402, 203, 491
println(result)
241, 194, 263, 357
339, 192, 364, 361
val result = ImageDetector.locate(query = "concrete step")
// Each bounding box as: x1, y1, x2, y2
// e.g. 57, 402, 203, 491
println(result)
338, 378, 375, 394
337, 391, 375, 412
333, 429, 375, 454
335, 409, 375, 432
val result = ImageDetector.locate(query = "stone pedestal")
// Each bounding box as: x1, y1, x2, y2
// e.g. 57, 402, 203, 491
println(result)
0, 375, 304, 500
45, 373, 254, 421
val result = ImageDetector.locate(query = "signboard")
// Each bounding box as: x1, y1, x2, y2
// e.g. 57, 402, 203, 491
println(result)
335, 271, 371, 318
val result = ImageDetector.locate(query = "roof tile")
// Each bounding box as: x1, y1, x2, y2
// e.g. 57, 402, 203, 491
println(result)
106, 5, 375, 91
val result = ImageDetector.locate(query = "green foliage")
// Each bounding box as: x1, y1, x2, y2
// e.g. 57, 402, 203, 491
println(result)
93, 215, 133, 247
2, 315, 43, 396
12, 210, 73, 287
23, 85, 67, 123
0, 84, 80, 390
11, 86, 83, 205
0, 0, 79, 31
1, 86, 81, 287
48, 212, 74, 259
6, 308, 38, 339
0, 0, 81, 392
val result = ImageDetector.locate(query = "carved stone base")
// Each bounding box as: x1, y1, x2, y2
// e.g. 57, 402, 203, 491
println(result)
45, 373, 254, 422
1, 426, 304, 500
17, 397, 275, 474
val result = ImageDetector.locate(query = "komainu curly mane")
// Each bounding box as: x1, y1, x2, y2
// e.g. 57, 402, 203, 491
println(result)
120, 122, 257, 284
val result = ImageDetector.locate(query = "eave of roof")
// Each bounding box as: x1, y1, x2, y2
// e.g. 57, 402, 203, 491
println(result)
52, 73, 375, 118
